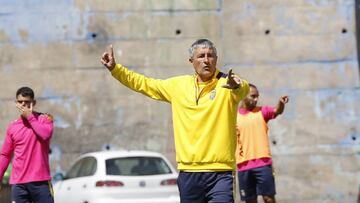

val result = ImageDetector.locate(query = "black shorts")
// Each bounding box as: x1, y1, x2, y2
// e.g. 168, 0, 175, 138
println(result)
237, 165, 276, 201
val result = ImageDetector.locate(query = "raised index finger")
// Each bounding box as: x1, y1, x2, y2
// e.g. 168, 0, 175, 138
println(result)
109, 44, 114, 58
228, 69, 233, 77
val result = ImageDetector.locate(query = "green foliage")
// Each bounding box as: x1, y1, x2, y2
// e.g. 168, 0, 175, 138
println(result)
2, 165, 11, 185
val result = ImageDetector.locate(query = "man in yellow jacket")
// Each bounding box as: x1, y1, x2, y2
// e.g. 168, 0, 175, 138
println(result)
101, 39, 249, 203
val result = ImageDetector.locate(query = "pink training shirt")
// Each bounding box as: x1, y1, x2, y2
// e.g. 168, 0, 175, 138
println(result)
0, 112, 53, 184
237, 106, 276, 171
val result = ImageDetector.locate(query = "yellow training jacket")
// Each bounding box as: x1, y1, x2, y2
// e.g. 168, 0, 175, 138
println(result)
111, 64, 249, 171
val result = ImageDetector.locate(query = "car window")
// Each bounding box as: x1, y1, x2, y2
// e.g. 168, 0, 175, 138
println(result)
106, 156, 172, 176
65, 157, 97, 179
65, 159, 83, 179
78, 157, 97, 177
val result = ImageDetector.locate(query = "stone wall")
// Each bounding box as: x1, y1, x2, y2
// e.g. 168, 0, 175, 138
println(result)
0, 0, 359, 202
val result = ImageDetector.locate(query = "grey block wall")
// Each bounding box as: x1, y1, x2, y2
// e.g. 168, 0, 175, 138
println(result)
0, 0, 359, 202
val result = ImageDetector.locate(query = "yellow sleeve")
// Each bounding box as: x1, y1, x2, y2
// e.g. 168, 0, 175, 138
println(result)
111, 64, 173, 102
231, 79, 249, 102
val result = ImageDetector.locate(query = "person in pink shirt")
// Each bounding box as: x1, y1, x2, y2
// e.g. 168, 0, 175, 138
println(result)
236, 84, 289, 203
0, 87, 54, 203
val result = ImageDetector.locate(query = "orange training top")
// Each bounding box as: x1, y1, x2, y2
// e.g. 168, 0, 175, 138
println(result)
236, 106, 276, 169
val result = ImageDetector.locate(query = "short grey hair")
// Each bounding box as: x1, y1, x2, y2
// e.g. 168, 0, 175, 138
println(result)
188, 39, 217, 59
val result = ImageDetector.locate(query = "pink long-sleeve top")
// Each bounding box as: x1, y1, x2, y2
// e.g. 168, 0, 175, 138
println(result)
0, 112, 53, 184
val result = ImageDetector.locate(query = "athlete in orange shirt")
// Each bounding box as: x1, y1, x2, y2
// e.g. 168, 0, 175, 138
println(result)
236, 84, 288, 203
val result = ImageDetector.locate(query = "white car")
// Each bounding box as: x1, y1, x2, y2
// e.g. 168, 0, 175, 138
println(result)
53, 150, 180, 203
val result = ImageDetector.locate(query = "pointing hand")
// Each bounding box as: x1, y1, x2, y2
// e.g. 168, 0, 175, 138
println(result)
101, 44, 116, 71
222, 69, 242, 89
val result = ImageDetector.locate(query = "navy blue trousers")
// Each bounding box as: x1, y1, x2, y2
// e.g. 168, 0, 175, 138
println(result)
11, 181, 54, 203
177, 171, 234, 203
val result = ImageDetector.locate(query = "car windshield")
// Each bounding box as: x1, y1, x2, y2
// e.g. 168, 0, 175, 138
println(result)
106, 156, 172, 176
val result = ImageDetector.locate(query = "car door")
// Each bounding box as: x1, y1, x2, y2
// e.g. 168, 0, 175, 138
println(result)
55, 158, 83, 202
54, 156, 97, 203
74, 156, 97, 203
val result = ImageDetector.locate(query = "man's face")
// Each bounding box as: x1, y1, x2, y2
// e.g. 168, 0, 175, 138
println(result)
16, 95, 34, 109
189, 47, 217, 82
244, 87, 259, 110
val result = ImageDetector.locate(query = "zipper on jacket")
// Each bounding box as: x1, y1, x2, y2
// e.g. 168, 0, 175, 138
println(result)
195, 85, 201, 105
194, 72, 222, 105
195, 82, 210, 105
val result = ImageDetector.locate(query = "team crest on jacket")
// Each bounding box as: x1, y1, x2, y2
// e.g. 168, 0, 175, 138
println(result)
209, 89, 216, 100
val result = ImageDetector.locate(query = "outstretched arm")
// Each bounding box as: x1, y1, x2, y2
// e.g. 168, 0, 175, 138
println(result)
100, 45, 173, 102
275, 95, 289, 116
